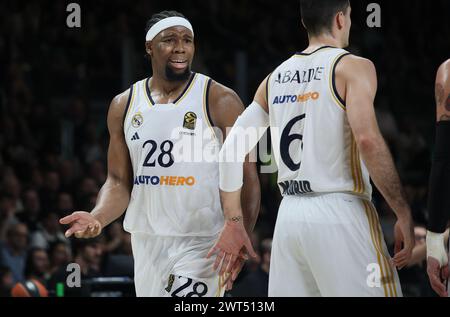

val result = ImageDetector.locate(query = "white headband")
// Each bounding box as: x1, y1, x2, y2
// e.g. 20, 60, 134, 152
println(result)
145, 17, 194, 41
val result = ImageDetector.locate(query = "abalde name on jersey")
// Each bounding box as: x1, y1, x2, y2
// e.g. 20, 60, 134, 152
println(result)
134, 175, 195, 186
274, 66, 325, 84
279, 180, 313, 195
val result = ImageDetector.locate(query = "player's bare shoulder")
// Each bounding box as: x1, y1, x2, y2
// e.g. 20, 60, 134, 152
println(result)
336, 54, 377, 80
208, 80, 244, 111
334, 54, 377, 102
107, 88, 132, 130
435, 59, 450, 122
207, 80, 245, 131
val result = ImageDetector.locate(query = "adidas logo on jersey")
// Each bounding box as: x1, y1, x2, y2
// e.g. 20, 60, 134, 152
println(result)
131, 132, 140, 141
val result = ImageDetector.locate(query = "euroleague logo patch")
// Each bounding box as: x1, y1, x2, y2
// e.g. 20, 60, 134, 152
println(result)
131, 112, 144, 128
183, 112, 197, 130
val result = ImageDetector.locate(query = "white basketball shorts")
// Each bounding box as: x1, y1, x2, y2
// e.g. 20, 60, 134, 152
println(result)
269, 193, 402, 297
131, 233, 226, 297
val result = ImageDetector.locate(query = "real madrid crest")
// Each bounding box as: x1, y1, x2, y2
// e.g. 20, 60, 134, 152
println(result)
183, 111, 197, 130
132, 112, 144, 128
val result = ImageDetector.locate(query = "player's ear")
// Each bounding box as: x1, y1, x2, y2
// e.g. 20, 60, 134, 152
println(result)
336, 11, 345, 30
301, 19, 306, 30
145, 41, 153, 58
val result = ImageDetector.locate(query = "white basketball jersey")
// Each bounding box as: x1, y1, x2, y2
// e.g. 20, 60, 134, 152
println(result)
267, 46, 372, 199
123, 73, 224, 236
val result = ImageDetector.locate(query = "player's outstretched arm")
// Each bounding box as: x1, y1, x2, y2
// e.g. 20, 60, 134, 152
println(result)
60, 90, 133, 239
206, 81, 267, 280
341, 55, 414, 269
426, 59, 450, 297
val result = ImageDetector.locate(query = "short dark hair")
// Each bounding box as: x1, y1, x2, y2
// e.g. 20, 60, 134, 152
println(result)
300, 0, 350, 36
145, 10, 186, 34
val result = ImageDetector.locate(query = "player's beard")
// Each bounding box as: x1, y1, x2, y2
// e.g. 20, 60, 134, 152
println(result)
165, 65, 191, 82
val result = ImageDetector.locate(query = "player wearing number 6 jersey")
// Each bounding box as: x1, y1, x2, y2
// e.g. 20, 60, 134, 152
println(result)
216, 0, 414, 296
59, 10, 260, 297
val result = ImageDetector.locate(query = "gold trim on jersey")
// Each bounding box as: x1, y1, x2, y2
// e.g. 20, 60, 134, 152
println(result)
367, 202, 399, 297
175, 73, 198, 105
350, 135, 365, 195
364, 201, 399, 297
143, 79, 153, 108
328, 52, 347, 111
355, 141, 365, 194
202, 77, 218, 141
350, 136, 358, 192
142, 73, 198, 107
125, 84, 136, 121
364, 201, 389, 297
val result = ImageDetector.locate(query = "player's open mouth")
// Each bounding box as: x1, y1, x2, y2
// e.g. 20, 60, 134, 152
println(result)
168, 59, 188, 69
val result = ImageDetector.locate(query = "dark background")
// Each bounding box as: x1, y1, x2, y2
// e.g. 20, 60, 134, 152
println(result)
0, 0, 449, 297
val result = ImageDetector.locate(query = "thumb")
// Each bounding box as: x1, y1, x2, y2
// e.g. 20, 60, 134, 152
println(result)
394, 235, 402, 255
244, 238, 257, 258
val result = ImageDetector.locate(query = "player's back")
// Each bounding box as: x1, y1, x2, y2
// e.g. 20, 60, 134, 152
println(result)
267, 46, 372, 199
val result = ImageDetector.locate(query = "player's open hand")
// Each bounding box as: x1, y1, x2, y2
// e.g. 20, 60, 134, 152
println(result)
393, 216, 415, 269
427, 256, 449, 297
206, 219, 257, 277
221, 247, 252, 291
59, 211, 102, 239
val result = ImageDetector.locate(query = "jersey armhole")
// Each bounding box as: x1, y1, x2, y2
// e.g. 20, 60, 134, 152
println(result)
266, 72, 272, 107
123, 84, 135, 125
330, 53, 351, 110
202, 78, 220, 142
204, 78, 215, 127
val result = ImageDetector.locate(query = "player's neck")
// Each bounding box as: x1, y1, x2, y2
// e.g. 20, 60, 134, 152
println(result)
307, 34, 343, 51
150, 71, 191, 96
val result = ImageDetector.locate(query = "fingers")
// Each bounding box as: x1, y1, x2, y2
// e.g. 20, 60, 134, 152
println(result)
60, 213, 80, 225
74, 230, 86, 239
429, 271, 448, 297
244, 238, 257, 258
222, 272, 232, 287
213, 251, 225, 271
65, 222, 101, 239
427, 259, 449, 297
207, 245, 219, 259
393, 249, 408, 268
232, 261, 244, 282
64, 228, 76, 238
65, 222, 84, 238
223, 259, 245, 290
394, 237, 402, 255
85, 222, 101, 237
225, 254, 238, 275
226, 279, 233, 291
220, 253, 233, 276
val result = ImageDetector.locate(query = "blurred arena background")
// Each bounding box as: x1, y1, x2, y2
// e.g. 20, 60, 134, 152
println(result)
0, 0, 449, 297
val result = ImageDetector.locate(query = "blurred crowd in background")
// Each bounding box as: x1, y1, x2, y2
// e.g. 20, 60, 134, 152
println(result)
1, 0, 449, 297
